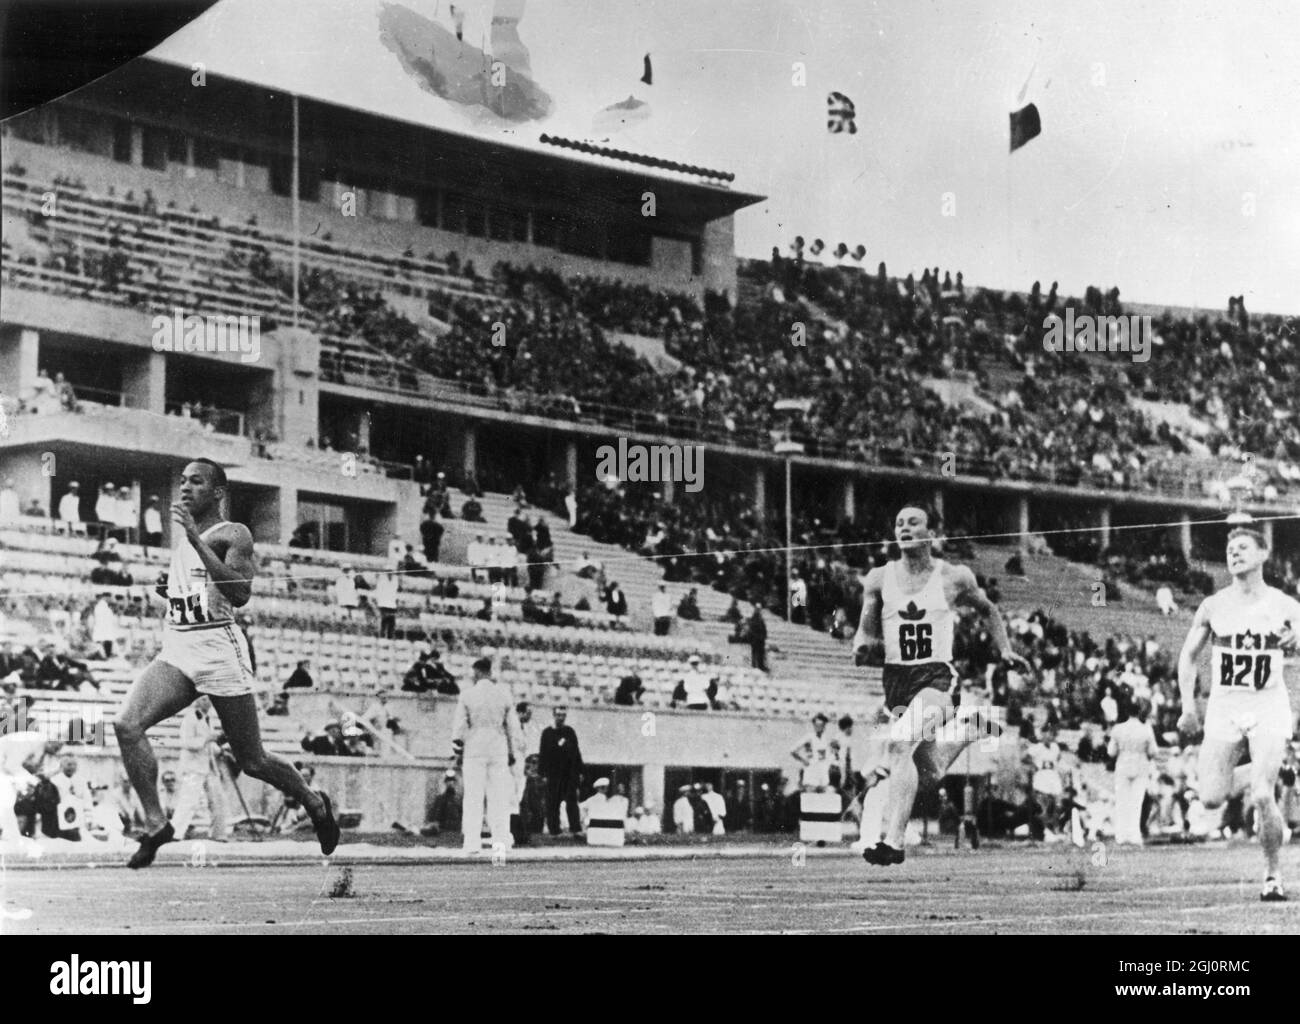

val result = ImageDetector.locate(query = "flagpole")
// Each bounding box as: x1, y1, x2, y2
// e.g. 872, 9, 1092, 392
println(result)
292, 92, 301, 329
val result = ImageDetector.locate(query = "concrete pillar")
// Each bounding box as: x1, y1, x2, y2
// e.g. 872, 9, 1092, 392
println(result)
753, 465, 767, 522
563, 439, 578, 491
1016, 496, 1030, 551
130, 124, 144, 167
278, 487, 299, 546
462, 423, 478, 482
1178, 513, 1192, 559
841, 477, 856, 523
0, 327, 40, 401
354, 410, 371, 454
1098, 504, 1112, 550
642, 761, 664, 826
121, 351, 166, 414
1262, 518, 1274, 552
0, 451, 52, 518
932, 487, 945, 521
661, 475, 675, 504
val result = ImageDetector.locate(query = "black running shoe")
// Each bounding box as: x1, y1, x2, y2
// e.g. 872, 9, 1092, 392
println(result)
1261, 877, 1288, 902
314, 791, 341, 857
127, 822, 175, 870
862, 842, 905, 866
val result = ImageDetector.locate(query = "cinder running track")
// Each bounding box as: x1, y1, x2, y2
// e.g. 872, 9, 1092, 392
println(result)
4, 842, 1297, 934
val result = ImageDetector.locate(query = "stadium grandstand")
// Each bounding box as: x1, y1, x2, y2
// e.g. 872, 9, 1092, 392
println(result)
2, 41, 1299, 857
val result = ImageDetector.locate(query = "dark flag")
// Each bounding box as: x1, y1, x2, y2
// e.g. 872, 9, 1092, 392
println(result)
641, 53, 653, 86
1010, 103, 1041, 152
827, 91, 857, 134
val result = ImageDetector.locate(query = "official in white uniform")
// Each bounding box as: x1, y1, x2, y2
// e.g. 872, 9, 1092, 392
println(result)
451, 657, 523, 853
170, 697, 229, 842
580, 777, 614, 829
1108, 699, 1157, 845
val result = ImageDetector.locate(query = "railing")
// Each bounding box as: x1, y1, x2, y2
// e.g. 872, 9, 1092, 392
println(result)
68, 384, 130, 407
163, 401, 246, 437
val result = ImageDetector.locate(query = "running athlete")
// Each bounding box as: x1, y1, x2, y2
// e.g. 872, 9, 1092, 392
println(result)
1176, 526, 1299, 901
853, 505, 1027, 866
115, 458, 339, 868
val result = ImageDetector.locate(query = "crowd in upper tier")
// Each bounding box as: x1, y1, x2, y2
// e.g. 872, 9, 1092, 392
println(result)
7, 169, 1297, 497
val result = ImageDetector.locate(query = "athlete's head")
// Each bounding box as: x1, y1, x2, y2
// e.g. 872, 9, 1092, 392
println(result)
893, 504, 942, 551
1226, 527, 1269, 577
179, 458, 228, 516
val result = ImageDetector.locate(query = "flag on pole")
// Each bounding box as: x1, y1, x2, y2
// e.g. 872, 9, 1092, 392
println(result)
827, 91, 857, 133
1010, 103, 1041, 152
641, 53, 653, 86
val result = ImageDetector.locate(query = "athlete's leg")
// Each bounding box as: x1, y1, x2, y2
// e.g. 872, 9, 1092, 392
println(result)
881, 688, 952, 849
1245, 731, 1288, 880
1197, 739, 1245, 809
209, 694, 324, 821
114, 661, 198, 832
461, 757, 487, 851
485, 759, 512, 849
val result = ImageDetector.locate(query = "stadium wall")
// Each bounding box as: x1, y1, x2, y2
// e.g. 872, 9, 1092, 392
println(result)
286, 691, 1005, 816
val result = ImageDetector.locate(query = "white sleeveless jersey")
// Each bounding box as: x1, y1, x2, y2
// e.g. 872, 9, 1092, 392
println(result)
881, 559, 956, 665
1206, 585, 1298, 694
165, 522, 236, 631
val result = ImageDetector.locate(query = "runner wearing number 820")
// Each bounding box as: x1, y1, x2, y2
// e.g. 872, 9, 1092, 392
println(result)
1177, 526, 1300, 902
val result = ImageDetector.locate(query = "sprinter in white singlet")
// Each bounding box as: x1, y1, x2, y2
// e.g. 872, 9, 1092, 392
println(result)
114, 458, 339, 868
852, 504, 1028, 866
1177, 526, 1300, 901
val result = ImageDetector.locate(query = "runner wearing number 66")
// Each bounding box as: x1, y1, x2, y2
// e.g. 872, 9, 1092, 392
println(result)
1177, 526, 1300, 902
851, 504, 1028, 867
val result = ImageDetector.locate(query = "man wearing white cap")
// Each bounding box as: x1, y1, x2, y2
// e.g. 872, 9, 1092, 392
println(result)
95, 482, 118, 540
579, 777, 613, 830
58, 482, 83, 535
700, 781, 727, 835
672, 654, 716, 711
673, 784, 696, 834
451, 657, 523, 853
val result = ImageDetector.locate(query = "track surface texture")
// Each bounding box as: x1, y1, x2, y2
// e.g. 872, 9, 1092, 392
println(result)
5, 841, 1300, 934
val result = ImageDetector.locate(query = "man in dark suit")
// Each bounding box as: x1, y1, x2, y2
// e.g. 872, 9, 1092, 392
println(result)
748, 605, 768, 672
419, 513, 444, 563
538, 706, 583, 836
728, 779, 753, 832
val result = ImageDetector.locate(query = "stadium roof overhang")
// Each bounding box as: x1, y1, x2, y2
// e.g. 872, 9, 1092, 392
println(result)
69, 57, 764, 223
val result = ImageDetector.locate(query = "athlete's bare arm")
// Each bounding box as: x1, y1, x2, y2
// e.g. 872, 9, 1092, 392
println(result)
170, 503, 256, 607
852, 567, 885, 666
949, 564, 1026, 668
1176, 596, 1214, 733
1281, 596, 1300, 654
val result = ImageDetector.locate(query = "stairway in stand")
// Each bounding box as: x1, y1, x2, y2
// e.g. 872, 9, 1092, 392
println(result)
438, 488, 881, 703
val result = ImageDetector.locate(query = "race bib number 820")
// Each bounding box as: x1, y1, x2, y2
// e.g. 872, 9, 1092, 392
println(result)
1218, 651, 1271, 690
